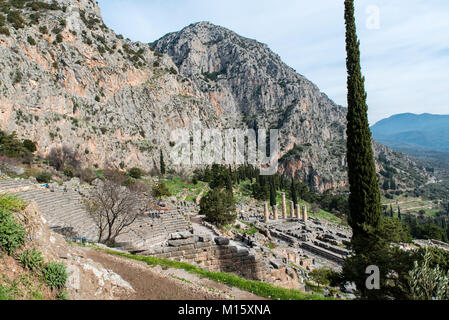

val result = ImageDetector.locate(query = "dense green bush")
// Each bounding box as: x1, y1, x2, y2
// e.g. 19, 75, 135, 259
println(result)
0, 208, 25, 255
6, 11, 24, 29
0, 194, 26, 212
18, 249, 44, 271
22, 139, 37, 153
36, 171, 52, 183
0, 26, 9, 35
27, 36, 36, 45
152, 182, 171, 200
63, 165, 74, 178
128, 167, 143, 179
43, 262, 68, 289
308, 268, 340, 287
39, 25, 48, 34
200, 188, 236, 227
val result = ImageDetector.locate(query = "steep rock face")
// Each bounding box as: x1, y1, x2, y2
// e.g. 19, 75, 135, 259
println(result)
154, 22, 430, 192
154, 22, 349, 191
0, 1, 429, 192
0, 0, 217, 170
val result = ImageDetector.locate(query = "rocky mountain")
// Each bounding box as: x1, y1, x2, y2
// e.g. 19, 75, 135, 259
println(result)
0, 0, 430, 192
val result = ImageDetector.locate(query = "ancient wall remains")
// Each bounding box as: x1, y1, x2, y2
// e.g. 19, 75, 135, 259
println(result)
141, 232, 265, 280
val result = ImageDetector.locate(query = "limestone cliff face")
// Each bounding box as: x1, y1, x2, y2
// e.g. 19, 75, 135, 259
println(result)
154, 22, 429, 191
0, 1, 429, 192
0, 0, 217, 170
154, 22, 349, 191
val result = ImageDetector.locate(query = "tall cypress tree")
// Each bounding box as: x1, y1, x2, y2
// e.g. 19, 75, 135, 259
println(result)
269, 178, 277, 207
290, 178, 298, 206
160, 150, 166, 176
344, 0, 382, 250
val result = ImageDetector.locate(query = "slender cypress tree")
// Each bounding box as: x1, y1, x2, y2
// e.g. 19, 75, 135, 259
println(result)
344, 0, 382, 250
290, 178, 298, 206
160, 150, 166, 176
269, 178, 277, 207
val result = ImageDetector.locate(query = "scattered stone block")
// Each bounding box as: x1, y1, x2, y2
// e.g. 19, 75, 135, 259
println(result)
214, 237, 230, 246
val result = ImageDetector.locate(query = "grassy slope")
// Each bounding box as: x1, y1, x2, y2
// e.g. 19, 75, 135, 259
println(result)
0, 195, 54, 300
381, 194, 440, 217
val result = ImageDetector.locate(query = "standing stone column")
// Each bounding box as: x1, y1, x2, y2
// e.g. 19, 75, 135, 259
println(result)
302, 205, 308, 222
282, 193, 287, 219
273, 206, 279, 221
296, 204, 301, 220
264, 202, 270, 223
290, 201, 295, 218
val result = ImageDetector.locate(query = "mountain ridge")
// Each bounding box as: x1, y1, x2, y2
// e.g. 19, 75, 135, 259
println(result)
0, 0, 431, 193
372, 113, 449, 153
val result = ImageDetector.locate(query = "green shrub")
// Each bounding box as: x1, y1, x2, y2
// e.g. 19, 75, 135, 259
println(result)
27, 36, 36, 46
169, 67, 178, 75
127, 167, 143, 179
7, 11, 24, 29
42, 262, 68, 290
308, 268, 340, 287
152, 182, 171, 200
0, 194, 26, 212
55, 33, 63, 43
0, 27, 9, 36
63, 165, 74, 178
39, 25, 48, 34
56, 289, 69, 300
23, 139, 37, 153
36, 171, 52, 183
18, 249, 44, 271
0, 208, 25, 255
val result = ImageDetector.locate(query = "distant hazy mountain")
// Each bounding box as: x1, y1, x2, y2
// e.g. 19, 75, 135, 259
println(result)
371, 114, 449, 169
372, 113, 449, 153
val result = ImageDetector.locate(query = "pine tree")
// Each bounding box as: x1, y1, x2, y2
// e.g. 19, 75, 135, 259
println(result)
398, 206, 401, 220
344, 0, 382, 250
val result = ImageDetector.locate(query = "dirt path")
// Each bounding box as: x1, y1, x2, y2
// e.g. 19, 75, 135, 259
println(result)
83, 248, 264, 300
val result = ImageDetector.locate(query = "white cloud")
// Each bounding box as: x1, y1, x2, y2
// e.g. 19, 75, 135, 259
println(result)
97, 0, 449, 124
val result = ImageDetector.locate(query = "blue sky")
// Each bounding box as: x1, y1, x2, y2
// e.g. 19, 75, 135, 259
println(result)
97, 0, 449, 124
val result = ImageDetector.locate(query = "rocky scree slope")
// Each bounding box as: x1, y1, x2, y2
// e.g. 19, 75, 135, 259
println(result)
0, 0, 429, 192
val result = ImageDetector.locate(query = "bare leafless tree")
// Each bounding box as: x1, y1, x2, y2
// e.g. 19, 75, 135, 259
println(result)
86, 179, 146, 246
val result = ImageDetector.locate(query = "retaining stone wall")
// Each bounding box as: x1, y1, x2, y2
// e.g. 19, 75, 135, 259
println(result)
141, 234, 265, 280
